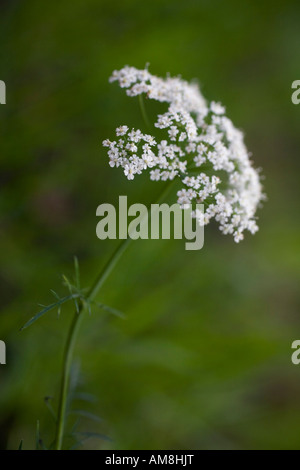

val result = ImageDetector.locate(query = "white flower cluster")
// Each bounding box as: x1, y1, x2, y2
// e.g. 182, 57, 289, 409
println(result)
103, 66, 264, 242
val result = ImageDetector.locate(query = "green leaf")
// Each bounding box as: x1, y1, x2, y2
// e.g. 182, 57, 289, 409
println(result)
20, 294, 77, 330
71, 410, 103, 423
44, 396, 57, 422
74, 297, 79, 314
73, 392, 97, 404
72, 431, 111, 442
18, 439, 23, 450
69, 441, 84, 450
62, 274, 74, 293
35, 420, 48, 450
62, 275, 76, 295
93, 301, 125, 319
74, 256, 80, 290
50, 289, 60, 300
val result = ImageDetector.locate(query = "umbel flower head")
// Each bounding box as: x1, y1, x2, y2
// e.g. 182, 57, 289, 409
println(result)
103, 66, 264, 243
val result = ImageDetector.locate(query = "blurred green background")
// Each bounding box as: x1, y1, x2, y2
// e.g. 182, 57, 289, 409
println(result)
0, 0, 300, 450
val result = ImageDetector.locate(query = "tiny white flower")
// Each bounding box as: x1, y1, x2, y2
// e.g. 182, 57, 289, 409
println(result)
210, 101, 225, 115
124, 164, 135, 180
126, 142, 138, 153
128, 129, 143, 143
234, 230, 244, 243
143, 134, 156, 146
116, 125, 129, 136
168, 126, 179, 140
150, 169, 161, 181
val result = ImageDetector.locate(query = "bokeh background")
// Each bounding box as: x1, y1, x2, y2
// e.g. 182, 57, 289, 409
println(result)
1, 0, 300, 450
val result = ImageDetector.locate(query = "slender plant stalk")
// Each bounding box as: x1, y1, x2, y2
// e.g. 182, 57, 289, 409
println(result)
138, 94, 151, 130
54, 179, 175, 449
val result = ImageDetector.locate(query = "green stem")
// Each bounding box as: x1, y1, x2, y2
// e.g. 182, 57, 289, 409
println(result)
54, 179, 175, 449
138, 94, 151, 129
